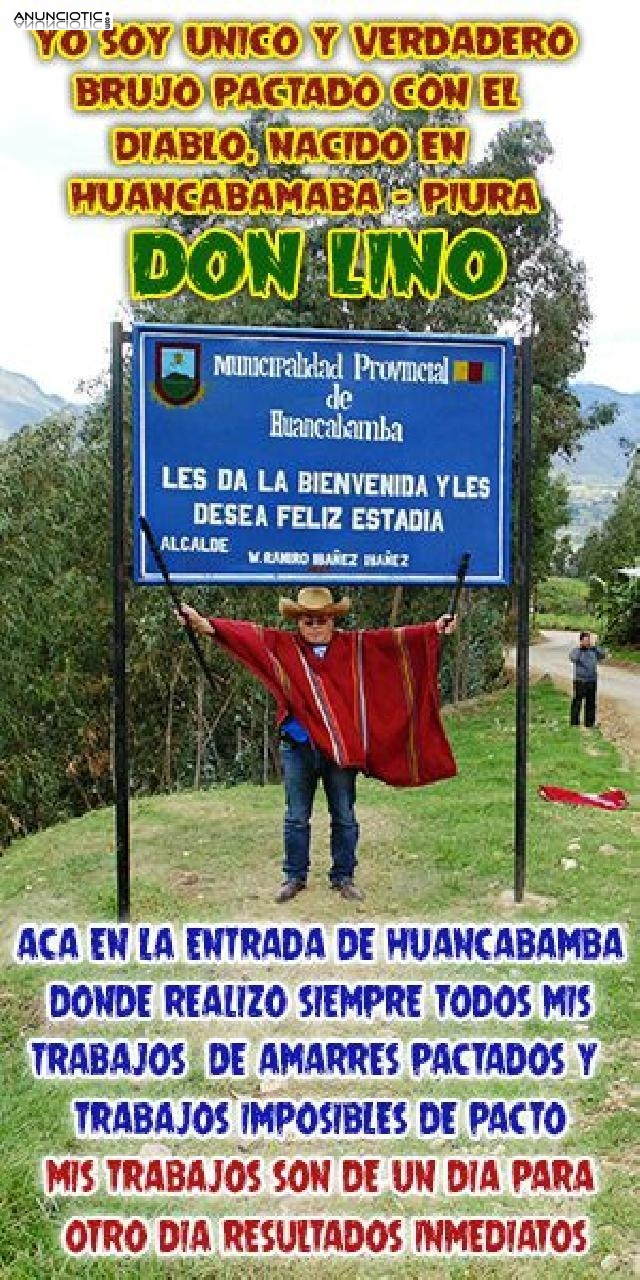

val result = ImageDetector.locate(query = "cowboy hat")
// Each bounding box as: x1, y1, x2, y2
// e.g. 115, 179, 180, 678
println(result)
278, 586, 351, 619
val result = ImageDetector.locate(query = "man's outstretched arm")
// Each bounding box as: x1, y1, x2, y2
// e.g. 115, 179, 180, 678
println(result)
435, 614, 458, 636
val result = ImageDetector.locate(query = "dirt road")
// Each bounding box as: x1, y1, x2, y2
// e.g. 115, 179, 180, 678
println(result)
527, 630, 640, 764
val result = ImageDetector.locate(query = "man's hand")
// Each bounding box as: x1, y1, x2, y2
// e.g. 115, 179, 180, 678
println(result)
435, 614, 458, 636
174, 605, 215, 638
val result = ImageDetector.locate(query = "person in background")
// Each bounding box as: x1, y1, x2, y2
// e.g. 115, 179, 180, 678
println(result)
569, 631, 606, 728
177, 587, 457, 904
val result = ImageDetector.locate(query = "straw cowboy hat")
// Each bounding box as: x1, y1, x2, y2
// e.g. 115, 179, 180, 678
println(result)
278, 586, 351, 619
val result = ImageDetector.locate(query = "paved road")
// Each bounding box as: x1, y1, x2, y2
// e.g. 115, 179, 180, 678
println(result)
517, 630, 640, 762
527, 630, 640, 712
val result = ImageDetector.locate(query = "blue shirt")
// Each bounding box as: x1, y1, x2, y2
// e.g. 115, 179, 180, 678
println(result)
282, 644, 328, 742
569, 646, 605, 682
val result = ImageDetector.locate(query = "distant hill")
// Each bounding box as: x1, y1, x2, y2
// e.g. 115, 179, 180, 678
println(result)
560, 384, 640, 485
0, 367, 71, 440
553, 383, 640, 544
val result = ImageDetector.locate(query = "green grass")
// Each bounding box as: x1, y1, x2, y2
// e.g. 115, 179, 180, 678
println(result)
535, 578, 598, 633
1, 680, 638, 1278
534, 611, 598, 632
607, 646, 640, 666
535, 578, 639, 661
537, 578, 591, 611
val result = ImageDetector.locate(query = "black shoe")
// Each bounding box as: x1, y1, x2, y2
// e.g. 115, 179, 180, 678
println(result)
274, 879, 306, 904
331, 879, 365, 902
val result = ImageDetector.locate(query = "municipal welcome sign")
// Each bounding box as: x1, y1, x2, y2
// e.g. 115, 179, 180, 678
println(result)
133, 324, 514, 585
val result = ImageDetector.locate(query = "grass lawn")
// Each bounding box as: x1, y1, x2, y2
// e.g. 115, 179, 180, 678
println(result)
535, 579, 639, 663
1, 681, 638, 1279
607, 646, 640, 666
535, 578, 598, 633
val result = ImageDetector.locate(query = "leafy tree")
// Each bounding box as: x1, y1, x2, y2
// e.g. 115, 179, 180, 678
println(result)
588, 574, 640, 647
576, 450, 640, 646
577, 450, 640, 582
141, 111, 606, 581
0, 411, 112, 842
550, 533, 577, 578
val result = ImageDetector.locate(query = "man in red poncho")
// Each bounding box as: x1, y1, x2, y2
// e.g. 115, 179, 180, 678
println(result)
178, 587, 457, 903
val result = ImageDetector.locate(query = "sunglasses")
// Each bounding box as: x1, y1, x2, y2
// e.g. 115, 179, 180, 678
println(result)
299, 615, 332, 626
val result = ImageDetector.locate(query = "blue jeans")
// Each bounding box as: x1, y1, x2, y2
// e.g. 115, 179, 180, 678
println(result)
280, 742, 359, 885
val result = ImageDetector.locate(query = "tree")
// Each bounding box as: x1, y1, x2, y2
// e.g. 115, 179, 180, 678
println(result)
576, 450, 640, 646
140, 112, 605, 579
550, 533, 576, 578
589, 576, 640, 646
0, 410, 112, 842
577, 450, 640, 582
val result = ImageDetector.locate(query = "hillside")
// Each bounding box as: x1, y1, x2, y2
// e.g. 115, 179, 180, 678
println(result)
563, 385, 640, 485
0, 367, 70, 440
556, 384, 640, 542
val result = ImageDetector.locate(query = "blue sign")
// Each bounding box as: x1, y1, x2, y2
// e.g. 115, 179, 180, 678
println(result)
133, 324, 514, 585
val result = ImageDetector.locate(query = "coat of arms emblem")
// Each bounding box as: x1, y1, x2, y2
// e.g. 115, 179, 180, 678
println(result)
154, 342, 201, 406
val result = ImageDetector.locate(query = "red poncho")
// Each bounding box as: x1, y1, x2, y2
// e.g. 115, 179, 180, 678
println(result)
210, 618, 457, 788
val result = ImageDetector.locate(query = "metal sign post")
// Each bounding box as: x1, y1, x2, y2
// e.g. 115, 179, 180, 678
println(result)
514, 335, 533, 902
111, 320, 130, 923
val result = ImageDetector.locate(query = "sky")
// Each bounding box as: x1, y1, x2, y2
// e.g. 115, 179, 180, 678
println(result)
0, 0, 637, 402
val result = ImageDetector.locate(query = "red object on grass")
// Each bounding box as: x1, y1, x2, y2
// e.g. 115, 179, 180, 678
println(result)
538, 785, 629, 810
